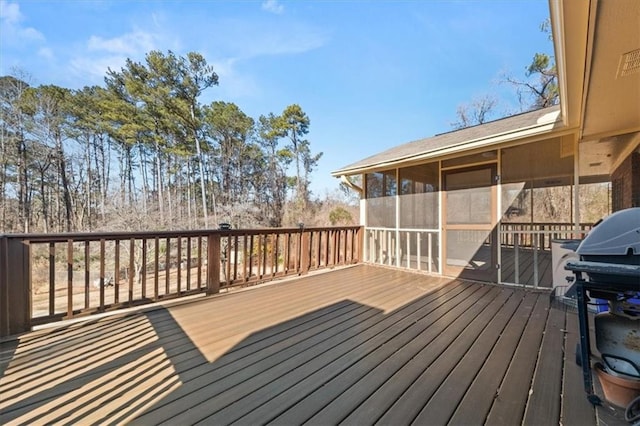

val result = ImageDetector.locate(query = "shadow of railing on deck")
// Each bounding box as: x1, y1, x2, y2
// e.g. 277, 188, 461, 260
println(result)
1, 270, 569, 425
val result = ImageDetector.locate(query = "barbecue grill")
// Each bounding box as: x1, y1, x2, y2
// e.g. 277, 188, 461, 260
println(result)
565, 208, 640, 420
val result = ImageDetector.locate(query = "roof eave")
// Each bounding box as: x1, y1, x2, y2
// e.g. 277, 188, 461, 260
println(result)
332, 111, 571, 177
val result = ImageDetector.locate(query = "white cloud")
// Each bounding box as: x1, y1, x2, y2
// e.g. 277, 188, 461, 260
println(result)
38, 47, 54, 60
261, 0, 284, 15
255, 28, 326, 56
216, 19, 328, 60
0, 0, 21, 22
70, 54, 129, 83
87, 30, 156, 56
194, 18, 329, 100
0, 0, 45, 44
209, 57, 261, 100
68, 29, 159, 83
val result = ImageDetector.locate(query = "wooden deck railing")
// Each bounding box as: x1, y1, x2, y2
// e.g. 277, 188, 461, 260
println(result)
365, 228, 439, 274
0, 226, 362, 337
500, 222, 594, 251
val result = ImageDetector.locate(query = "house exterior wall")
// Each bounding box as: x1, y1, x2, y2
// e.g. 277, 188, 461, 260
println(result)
612, 152, 640, 211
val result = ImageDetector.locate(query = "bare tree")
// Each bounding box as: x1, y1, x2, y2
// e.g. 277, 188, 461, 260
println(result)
451, 94, 498, 129
502, 19, 559, 111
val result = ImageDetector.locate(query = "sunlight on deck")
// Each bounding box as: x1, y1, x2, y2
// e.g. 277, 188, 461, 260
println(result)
169, 268, 451, 362
0, 317, 180, 425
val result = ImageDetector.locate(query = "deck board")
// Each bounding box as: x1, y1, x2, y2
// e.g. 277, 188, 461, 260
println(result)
241, 282, 474, 425
562, 310, 597, 426
414, 288, 527, 425
272, 285, 495, 425
523, 298, 565, 424
0, 264, 606, 425
484, 291, 550, 424
447, 290, 539, 424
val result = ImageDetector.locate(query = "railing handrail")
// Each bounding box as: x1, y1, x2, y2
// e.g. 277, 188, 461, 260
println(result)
366, 226, 440, 233
0, 225, 362, 243
500, 221, 595, 225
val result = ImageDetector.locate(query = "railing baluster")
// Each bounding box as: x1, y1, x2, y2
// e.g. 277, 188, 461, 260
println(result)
84, 241, 90, 310
128, 238, 135, 305
514, 233, 520, 285
256, 235, 263, 280
325, 230, 331, 266
417, 233, 422, 271
262, 234, 268, 278
233, 235, 239, 282
49, 242, 55, 316
406, 231, 410, 269
141, 238, 147, 299
154, 237, 160, 300
165, 237, 170, 295
177, 237, 182, 293
342, 229, 348, 264
226, 235, 232, 285
186, 236, 191, 291
114, 239, 120, 304
99, 239, 105, 311
334, 230, 339, 266
243, 235, 249, 282
197, 236, 203, 289
67, 239, 73, 318
284, 232, 290, 273
533, 233, 539, 287
273, 233, 279, 277
297, 230, 303, 272
249, 235, 255, 280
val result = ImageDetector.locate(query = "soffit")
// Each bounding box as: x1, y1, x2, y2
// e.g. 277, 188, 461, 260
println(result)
549, 0, 591, 128
581, 0, 640, 140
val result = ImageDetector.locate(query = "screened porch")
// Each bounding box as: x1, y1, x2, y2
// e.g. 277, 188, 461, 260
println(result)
360, 133, 631, 288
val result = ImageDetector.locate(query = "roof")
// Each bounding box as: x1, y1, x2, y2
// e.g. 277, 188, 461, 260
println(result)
332, 105, 563, 177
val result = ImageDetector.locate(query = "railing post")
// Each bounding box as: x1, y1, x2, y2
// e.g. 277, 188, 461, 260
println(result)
356, 226, 363, 264
0, 236, 32, 337
300, 230, 310, 275
207, 233, 221, 294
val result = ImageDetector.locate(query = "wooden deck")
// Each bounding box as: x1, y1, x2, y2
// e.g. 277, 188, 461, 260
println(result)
0, 264, 616, 425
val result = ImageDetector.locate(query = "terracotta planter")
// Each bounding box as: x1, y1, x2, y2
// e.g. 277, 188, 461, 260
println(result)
595, 362, 640, 408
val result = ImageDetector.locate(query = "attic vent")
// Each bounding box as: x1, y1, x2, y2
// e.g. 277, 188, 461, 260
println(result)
617, 48, 640, 77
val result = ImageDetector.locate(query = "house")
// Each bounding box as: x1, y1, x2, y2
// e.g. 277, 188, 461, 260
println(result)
333, 0, 640, 287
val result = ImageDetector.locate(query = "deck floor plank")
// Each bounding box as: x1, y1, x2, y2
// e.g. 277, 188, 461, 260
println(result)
151, 280, 479, 425
372, 286, 511, 425
447, 290, 540, 424
227, 282, 472, 425
522, 297, 565, 424
262, 284, 494, 426
412, 288, 530, 425
0, 264, 602, 425
484, 292, 551, 424
562, 309, 597, 426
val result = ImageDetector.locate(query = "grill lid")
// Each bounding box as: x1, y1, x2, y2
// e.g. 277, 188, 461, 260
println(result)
576, 208, 640, 256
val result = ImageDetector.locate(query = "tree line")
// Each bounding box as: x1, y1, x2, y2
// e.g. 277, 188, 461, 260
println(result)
0, 50, 330, 233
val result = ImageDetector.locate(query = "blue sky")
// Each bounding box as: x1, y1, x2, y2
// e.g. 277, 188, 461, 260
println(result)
0, 0, 553, 197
